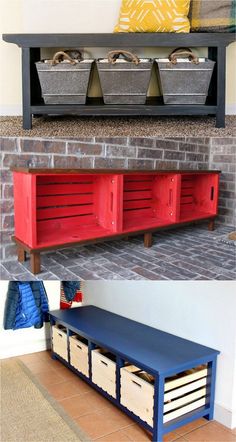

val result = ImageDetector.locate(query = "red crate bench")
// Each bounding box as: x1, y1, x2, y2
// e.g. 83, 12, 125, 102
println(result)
11, 168, 220, 274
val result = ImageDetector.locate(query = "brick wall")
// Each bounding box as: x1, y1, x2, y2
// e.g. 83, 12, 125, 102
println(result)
209, 138, 236, 227
0, 136, 235, 262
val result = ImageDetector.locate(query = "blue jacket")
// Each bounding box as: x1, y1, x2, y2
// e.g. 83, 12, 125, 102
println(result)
4, 281, 49, 330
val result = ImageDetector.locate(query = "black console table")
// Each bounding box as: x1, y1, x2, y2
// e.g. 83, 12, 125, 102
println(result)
2, 33, 235, 129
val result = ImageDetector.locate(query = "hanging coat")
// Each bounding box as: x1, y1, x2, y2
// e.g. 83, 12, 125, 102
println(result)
4, 281, 49, 330
61, 281, 81, 302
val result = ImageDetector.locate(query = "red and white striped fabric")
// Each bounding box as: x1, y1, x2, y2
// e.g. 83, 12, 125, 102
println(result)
60, 284, 83, 309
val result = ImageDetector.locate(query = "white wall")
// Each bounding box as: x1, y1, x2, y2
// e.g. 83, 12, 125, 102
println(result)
83, 280, 236, 429
0, 280, 61, 358
1, 0, 236, 114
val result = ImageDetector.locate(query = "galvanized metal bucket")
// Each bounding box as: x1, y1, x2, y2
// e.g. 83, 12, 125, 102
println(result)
97, 50, 153, 105
156, 48, 215, 105
36, 51, 93, 105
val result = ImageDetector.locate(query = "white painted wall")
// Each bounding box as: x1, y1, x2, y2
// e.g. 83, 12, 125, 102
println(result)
83, 280, 236, 429
1, 0, 236, 114
0, 280, 61, 358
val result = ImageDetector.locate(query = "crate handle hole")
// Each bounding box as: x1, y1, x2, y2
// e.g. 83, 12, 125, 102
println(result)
210, 186, 214, 200
132, 380, 142, 388
110, 192, 114, 212
101, 360, 108, 366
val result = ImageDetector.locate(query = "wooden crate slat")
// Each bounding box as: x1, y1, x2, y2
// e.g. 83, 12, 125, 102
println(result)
163, 397, 207, 424
37, 183, 94, 196
164, 387, 207, 413
37, 193, 93, 207
37, 174, 95, 184
37, 204, 94, 220
124, 190, 152, 201
124, 180, 153, 191
123, 199, 153, 210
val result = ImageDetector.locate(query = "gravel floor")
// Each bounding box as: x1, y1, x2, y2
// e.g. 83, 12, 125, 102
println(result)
1, 223, 235, 281
1, 115, 236, 138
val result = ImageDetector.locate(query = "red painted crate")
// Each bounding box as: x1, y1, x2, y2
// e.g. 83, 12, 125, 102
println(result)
11, 168, 220, 273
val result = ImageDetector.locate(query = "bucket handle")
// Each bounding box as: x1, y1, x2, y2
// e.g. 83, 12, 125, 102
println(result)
107, 50, 140, 65
52, 51, 78, 66
168, 48, 199, 65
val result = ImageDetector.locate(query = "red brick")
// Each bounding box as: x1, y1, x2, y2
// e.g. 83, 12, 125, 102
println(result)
67, 142, 103, 156
94, 158, 126, 169
3, 154, 51, 168
137, 148, 162, 159
0, 138, 18, 151
128, 159, 154, 169
20, 139, 66, 153
53, 155, 93, 168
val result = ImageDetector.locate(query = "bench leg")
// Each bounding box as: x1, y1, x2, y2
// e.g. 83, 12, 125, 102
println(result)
123, 236, 129, 241
17, 245, 27, 263
216, 111, 225, 129
205, 358, 217, 421
208, 220, 215, 231
215, 46, 226, 129
30, 252, 41, 274
153, 375, 164, 442
144, 232, 152, 248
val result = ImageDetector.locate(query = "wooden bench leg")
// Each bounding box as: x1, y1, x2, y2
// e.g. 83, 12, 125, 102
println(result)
208, 220, 215, 231
17, 245, 27, 263
30, 252, 41, 274
123, 236, 129, 241
144, 232, 152, 248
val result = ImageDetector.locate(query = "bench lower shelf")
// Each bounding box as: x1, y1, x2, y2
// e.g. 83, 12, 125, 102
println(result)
14, 216, 216, 274
31, 98, 217, 118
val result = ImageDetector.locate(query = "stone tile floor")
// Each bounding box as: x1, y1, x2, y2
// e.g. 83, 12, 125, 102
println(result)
17, 351, 236, 441
1, 223, 235, 281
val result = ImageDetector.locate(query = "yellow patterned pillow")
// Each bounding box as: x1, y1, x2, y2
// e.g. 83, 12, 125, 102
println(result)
114, 0, 191, 33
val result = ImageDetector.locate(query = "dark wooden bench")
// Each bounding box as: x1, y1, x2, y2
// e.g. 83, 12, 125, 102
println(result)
2, 33, 235, 129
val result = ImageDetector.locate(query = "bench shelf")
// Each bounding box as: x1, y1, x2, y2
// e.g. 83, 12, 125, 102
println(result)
2, 33, 235, 129
11, 168, 220, 274
49, 306, 220, 442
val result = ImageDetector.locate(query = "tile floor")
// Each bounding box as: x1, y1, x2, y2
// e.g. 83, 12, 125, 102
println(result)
17, 351, 236, 442
1, 223, 235, 281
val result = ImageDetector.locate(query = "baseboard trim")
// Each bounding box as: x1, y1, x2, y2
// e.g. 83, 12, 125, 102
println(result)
0, 338, 51, 359
214, 403, 236, 430
226, 104, 236, 115
0, 105, 22, 116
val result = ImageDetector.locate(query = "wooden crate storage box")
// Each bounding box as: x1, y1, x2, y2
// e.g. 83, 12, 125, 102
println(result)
123, 173, 180, 231
69, 334, 89, 377
179, 173, 219, 222
120, 365, 155, 426
92, 348, 116, 398
120, 364, 208, 426
11, 168, 220, 274
52, 324, 68, 361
